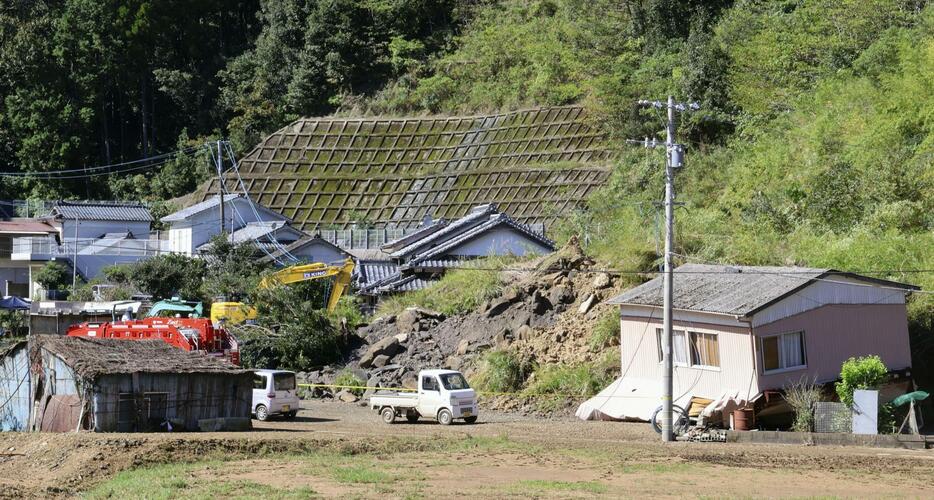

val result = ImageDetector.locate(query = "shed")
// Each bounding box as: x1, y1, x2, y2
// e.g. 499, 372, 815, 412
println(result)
27, 335, 252, 432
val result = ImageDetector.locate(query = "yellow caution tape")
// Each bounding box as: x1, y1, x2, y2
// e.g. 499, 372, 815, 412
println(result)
297, 383, 583, 399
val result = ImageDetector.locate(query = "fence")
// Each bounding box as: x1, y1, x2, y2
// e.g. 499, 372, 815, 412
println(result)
12, 236, 173, 258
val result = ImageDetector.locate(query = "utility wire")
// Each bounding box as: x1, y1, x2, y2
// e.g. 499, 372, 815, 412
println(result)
0, 147, 202, 179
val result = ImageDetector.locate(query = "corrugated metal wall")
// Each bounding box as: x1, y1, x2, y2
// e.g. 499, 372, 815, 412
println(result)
0, 345, 30, 431
92, 372, 252, 432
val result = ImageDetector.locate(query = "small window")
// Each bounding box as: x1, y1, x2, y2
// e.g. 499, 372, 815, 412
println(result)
689, 332, 720, 368
253, 374, 268, 390
656, 329, 688, 365
273, 373, 296, 391
761, 331, 806, 373
422, 376, 438, 391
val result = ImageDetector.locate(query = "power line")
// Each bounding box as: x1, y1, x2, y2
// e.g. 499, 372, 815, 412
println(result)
0, 146, 203, 179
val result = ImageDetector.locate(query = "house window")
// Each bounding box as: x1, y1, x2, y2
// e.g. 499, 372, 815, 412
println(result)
689, 332, 720, 368
656, 329, 688, 365
657, 329, 720, 368
761, 331, 806, 373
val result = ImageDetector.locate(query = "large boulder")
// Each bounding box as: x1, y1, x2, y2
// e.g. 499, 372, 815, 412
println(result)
550, 285, 575, 305
592, 272, 612, 289
485, 297, 514, 318
578, 293, 597, 314
359, 336, 403, 368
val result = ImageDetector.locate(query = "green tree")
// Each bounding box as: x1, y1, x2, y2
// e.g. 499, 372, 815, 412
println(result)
130, 253, 206, 301
34, 262, 72, 292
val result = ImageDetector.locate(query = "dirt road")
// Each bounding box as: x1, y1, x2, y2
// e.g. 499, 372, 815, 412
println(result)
2, 400, 933, 498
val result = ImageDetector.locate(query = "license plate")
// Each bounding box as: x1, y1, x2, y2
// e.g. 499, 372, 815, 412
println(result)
462, 409, 472, 417
281, 405, 290, 412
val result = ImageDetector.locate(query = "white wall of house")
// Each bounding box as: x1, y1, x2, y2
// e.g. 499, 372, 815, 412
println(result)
287, 240, 349, 264
60, 219, 150, 240
167, 198, 286, 255
619, 304, 758, 410
445, 227, 552, 257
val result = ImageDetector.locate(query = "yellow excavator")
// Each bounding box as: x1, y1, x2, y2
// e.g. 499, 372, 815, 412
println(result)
210, 259, 355, 325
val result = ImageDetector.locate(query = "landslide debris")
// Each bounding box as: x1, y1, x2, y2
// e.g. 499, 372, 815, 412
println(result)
298, 239, 627, 414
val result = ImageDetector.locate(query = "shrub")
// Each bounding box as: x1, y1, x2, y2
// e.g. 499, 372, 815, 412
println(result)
34, 262, 71, 293
473, 349, 534, 393
835, 355, 888, 407
526, 360, 615, 398
334, 370, 366, 397
783, 376, 823, 432
588, 309, 620, 352
376, 257, 511, 317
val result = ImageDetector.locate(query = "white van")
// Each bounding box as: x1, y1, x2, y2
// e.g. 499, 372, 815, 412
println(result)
252, 369, 300, 421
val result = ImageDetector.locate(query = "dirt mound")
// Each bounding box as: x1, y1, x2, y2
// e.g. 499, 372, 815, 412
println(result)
308, 239, 626, 413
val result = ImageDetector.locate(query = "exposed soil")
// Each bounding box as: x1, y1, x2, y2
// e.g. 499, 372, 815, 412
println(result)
2, 400, 933, 498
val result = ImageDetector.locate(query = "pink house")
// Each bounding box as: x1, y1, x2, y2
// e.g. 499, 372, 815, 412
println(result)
577, 264, 918, 421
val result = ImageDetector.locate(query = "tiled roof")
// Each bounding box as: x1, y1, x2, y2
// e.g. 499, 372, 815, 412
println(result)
389, 204, 498, 259
606, 264, 918, 317
192, 106, 613, 230
51, 202, 152, 222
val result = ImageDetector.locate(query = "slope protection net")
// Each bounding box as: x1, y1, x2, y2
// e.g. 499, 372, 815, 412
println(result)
202, 106, 614, 230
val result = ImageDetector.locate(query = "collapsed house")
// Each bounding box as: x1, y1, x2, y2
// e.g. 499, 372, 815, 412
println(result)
354, 203, 556, 308
0, 335, 251, 432
577, 264, 918, 425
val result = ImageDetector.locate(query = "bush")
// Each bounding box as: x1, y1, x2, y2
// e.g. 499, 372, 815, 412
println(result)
334, 370, 366, 397
588, 309, 620, 352
526, 363, 613, 398
783, 376, 823, 432
473, 349, 534, 393
34, 262, 71, 293
836, 355, 888, 407
376, 257, 511, 317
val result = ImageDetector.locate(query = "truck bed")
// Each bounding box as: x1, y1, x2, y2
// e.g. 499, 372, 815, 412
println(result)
369, 392, 419, 408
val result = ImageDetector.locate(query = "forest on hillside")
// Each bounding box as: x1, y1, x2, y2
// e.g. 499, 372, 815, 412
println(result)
0, 1, 931, 340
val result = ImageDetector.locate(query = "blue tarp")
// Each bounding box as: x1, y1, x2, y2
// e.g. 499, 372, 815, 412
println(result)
0, 296, 29, 310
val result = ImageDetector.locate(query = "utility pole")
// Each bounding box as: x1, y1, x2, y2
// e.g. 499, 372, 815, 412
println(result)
217, 139, 225, 234
632, 96, 697, 442
72, 216, 78, 291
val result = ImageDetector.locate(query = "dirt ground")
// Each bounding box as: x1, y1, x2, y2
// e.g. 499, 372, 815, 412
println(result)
2, 400, 933, 498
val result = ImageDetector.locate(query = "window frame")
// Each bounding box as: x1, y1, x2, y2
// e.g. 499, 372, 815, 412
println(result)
656, 328, 721, 370
688, 331, 721, 369
759, 330, 807, 375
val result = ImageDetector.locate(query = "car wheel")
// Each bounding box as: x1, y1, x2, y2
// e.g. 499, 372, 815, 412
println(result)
405, 410, 419, 423
437, 408, 453, 426
381, 407, 396, 424
464, 416, 478, 424
255, 404, 269, 421
284, 411, 298, 419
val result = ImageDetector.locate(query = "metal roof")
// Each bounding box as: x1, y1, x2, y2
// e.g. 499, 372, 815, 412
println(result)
191, 106, 613, 230
257, 236, 351, 264
0, 220, 58, 235
161, 194, 241, 222
51, 202, 152, 222
606, 263, 919, 317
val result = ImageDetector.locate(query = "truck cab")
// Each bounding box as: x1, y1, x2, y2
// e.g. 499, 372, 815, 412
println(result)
370, 369, 478, 425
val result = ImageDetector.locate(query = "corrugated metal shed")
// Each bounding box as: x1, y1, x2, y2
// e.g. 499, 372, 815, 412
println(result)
0, 341, 29, 431
51, 202, 153, 222
606, 263, 918, 317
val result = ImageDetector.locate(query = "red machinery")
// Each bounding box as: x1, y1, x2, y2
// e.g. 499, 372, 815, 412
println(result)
66, 317, 240, 365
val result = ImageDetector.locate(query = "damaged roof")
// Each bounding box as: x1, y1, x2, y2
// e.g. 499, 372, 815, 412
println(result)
606, 263, 919, 317
32, 335, 246, 378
